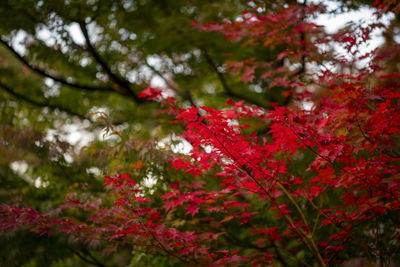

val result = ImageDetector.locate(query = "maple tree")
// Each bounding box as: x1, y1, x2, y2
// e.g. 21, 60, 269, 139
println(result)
1, 0, 400, 266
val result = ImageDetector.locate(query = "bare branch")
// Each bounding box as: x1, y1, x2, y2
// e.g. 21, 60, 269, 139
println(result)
78, 22, 141, 102
0, 37, 115, 93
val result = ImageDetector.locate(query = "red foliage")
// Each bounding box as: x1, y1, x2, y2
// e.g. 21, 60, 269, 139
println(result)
1, 1, 400, 266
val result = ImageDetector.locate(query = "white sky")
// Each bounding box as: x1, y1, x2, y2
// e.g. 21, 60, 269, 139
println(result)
313, 4, 395, 55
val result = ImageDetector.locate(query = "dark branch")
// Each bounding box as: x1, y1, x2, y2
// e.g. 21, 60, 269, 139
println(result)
200, 48, 270, 109
144, 61, 198, 107
0, 37, 115, 93
83, 249, 107, 267
78, 22, 141, 102
355, 115, 400, 158
0, 80, 89, 120
299, 0, 307, 78
284, 0, 307, 107
68, 248, 106, 267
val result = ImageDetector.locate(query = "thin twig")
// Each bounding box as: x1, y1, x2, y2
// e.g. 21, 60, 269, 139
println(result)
199, 122, 326, 266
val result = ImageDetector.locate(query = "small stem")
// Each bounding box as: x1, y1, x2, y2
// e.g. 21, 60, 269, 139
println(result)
276, 182, 310, 230
375, 214, 384, 267
199, 122, 326, 266
131, 209, 192, 265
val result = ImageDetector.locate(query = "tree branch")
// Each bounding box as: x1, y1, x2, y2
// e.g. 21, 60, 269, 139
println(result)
78, 22, 141, 102
0, 37, 115, 93
83, 249, 107, 267
0, 80, 89, 120
355, 115, 400, 158
144, 60, 198, 107
200, 48, 270, 109
68, 247, 106, 267
198, 121, 327, 266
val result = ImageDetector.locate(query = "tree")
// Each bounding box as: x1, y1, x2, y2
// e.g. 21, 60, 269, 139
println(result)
0, 1, 256, 265
1, 0, 400, 266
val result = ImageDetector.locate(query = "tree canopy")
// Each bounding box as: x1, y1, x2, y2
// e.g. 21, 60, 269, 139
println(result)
1, 0, 400, 266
